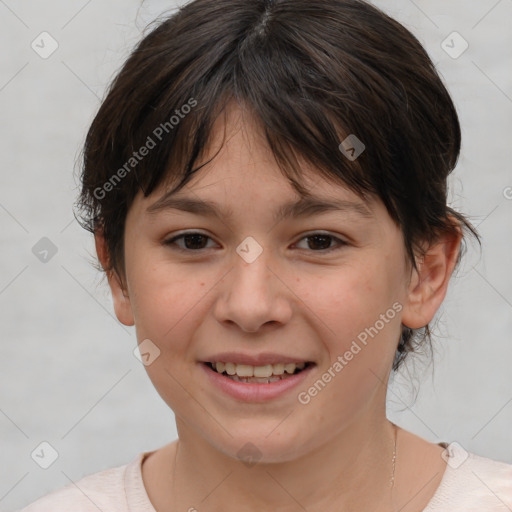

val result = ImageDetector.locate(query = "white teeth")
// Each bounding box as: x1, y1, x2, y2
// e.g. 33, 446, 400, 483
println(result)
225, 362, 236, 375
210, 361, 308, 377
253, 364, 273, 378
231, 375, 283, 383
272, 363, 285, 375
235, 364, 253, 377
284, 363, 296, 374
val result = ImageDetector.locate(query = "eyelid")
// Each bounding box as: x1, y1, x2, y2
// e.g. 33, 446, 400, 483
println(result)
292, 231, 348, 253
164, 230, 219, 251
163, 230, 348, 254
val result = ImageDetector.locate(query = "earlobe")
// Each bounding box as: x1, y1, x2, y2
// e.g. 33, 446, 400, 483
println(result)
401, 226, 462, 329
106, 269, 135, 327
94, 231, 135, 327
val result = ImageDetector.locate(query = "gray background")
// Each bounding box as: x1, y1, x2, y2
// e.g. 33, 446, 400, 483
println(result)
1, 0, 511, 510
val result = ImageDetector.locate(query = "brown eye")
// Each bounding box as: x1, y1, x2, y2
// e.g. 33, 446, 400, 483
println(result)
294, 233, 347, 253
164, 232, 216, 251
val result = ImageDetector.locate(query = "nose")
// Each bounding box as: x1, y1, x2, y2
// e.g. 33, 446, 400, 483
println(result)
213, 247, 293, 333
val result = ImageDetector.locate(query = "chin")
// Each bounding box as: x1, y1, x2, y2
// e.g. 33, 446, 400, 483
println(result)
205, 424, 316, 465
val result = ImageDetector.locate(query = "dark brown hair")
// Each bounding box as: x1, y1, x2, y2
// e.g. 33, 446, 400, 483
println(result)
77, 0, 480, 371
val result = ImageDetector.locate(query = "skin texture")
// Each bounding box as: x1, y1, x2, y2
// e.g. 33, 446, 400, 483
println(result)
96, 102, 462, 511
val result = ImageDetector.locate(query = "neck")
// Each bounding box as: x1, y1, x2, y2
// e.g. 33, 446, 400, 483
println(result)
169, 413, 398, 511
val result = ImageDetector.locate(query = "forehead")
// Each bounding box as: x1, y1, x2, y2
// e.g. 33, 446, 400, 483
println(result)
132, 101, 387, 225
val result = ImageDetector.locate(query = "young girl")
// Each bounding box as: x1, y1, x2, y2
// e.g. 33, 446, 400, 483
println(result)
20, 0, 512, 510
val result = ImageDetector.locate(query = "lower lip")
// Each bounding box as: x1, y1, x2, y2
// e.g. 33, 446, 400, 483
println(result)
200, 363, 314, 402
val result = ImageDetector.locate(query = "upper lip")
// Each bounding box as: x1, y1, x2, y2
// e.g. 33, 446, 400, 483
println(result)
201, 352, 313, 366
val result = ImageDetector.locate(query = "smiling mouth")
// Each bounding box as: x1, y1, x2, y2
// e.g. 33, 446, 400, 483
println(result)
205, 361, 314, 383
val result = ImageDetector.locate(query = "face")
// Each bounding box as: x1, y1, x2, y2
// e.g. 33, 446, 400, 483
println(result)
106, 103, 421, 463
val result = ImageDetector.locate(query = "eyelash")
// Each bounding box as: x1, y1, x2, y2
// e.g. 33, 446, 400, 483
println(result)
163, 231, 348, 254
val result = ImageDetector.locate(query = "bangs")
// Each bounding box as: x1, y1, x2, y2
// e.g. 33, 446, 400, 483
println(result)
83, 0, 427, 234
78, 0, 479, 371
107, 48, 381, 212
79, 0, 467, 276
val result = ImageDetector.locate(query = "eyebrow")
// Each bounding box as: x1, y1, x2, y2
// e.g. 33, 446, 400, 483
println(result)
146, 193, 374, 222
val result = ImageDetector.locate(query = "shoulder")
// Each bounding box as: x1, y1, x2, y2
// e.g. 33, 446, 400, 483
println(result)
18, 454, 143, 512
425, 442, 512, 511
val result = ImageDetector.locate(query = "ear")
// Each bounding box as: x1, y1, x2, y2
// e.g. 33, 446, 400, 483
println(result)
401, 222, 462, 329
94, 231, 135, 326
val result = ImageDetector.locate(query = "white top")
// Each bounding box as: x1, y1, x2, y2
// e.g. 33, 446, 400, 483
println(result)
19, 442, 512, 511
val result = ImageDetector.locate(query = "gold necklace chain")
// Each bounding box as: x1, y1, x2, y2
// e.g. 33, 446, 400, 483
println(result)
390, 422, 398, 489
170, 423, 400, 508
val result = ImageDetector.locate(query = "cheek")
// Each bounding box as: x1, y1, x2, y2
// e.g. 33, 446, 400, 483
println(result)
128, 266, 209, 410
302, 269, 402, 427
305, 257, 404, 402
127, 261, 199, 348
311, 262, 398, 340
